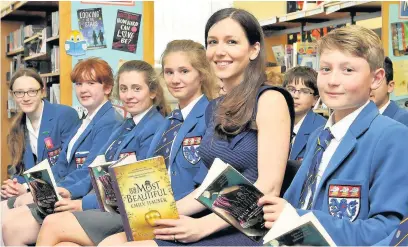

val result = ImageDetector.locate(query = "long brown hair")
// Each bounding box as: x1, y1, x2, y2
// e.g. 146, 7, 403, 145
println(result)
205, 8, 267, 137
116, 60, 169, 116
8, 68, 44, 175
161, 40, 216, 100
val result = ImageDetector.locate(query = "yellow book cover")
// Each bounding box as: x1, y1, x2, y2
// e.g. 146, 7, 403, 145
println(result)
109, 156, 179, 241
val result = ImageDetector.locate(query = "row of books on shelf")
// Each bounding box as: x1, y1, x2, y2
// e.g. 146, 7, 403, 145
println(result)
5, 24, 25, 53
271, 42, 318, 71
50, 45, 60, 73
26, 154, 336, 245
391, 21, 408, 57
51, 11, 60, 38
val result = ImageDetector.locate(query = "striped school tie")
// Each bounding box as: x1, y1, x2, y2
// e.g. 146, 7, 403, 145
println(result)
105, 118, 135, 161
154, 109, 183, 167
298, 128, 333, 209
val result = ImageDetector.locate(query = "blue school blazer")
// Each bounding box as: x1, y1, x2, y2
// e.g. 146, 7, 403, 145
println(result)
81, 107, 165, 210
289, 110, 326, 161
51, 101, 122, 199
146, 96, 209, 201
383, 100, 408, 127
283, 101, 408, 246
13, 100, 80, 184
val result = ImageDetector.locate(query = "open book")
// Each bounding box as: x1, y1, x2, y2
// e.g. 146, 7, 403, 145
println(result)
195, 158, 267, 241
263, 203, 336, 246
23, 159, 61, 215
88, 154, 136, 213
195, 158, 336, 246
109, 156, 179, 241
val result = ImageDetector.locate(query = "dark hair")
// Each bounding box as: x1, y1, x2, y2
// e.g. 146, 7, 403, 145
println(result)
384, 56, 393, 84
205, 8, 266, 136
282, 66, 319, 96
116, 60, 169, 116
8, 68, 44, 175
70, 57, 114, 97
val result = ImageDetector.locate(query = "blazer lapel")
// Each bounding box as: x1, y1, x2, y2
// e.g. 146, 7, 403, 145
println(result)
168, 97, 207, 167
383, 100, 398, 119
290, 111, 314, 160
37, 100, 56, 161
315, 102, 378, 194
68, 101, 112, 162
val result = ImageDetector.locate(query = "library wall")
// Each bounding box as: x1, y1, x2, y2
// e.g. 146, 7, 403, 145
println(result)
68, 1, 147, 110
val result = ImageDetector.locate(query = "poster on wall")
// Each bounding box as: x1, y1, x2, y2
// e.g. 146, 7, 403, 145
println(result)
391, 22, 408, 56
393, 60, 408, 97
400, 1, 408, 19
77, 8, 107, 50
81, 1, 134, 6
112, 10, 142, 54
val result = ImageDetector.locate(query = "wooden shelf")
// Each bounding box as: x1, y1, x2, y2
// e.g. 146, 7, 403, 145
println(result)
6, 47, 24, 56
46, 35, 59, 42
23, 52, 48, 61
40, 72, 59, 78
24, 33, 41, 44
1, 1, 27, 19
1, 1, 58, 20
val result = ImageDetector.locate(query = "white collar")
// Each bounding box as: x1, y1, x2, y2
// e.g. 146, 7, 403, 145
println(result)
180, 94, 203, 120
26, 101, 44, 136
86, 100, 108, 121
132, 106, 152, 125
293, 113, 307, 135
379, 100, 391, 114
325, 101, 370, 142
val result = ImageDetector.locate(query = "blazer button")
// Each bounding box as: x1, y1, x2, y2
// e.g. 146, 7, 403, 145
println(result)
172, 171, 176, 176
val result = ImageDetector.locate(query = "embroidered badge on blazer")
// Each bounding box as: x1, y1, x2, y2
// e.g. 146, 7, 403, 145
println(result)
182, 136, 202, 165
75, 157, 87, 168
119, 151, 135, 159
45, 137, 61, 166
328, 184, 361, 222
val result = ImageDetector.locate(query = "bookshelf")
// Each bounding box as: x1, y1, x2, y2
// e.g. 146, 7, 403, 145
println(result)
1, 1, 72, 182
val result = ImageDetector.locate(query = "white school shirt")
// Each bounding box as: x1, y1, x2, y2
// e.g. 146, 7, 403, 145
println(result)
291, 114, 307, 145
26, 101, 44, 158
379, 100, 391, 114
66, 101, 106, 161
302, 101, 370, 209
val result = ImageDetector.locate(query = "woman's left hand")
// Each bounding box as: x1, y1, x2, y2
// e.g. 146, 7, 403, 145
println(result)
154, 215, 208, 243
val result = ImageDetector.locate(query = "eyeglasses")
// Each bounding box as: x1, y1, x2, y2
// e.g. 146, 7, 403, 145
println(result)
12, 88, 42, 98
286, 87, 314, 96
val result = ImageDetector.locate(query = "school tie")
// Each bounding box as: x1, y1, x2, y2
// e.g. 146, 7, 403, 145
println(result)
298, 128, 334, 210
154, 109, 183, 167
105, 118, 136, 162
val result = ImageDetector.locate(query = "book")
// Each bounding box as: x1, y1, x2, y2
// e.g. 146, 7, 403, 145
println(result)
112, 10, 142, 53
109, 156, 179, 241
271, 45, 285, 66
195, 158, 268, 242
22, 159, 61, 216
89, 154, 136, 213
263, 204, 336, 246
77, 8, 107, 50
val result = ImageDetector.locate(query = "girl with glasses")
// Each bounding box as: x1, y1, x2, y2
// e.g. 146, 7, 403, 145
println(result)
2, 58, 122, 246
1, 68, 80, 210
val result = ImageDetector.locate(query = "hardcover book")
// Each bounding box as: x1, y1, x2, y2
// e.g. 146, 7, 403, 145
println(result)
23, 159, 61, 216
109, 156, 179, 241
194, 158, 268, 242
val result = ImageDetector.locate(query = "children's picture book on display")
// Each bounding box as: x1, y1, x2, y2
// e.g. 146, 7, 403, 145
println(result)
109, 156, 179, 241
23, 159, 61, 216
77, 8, 107, 50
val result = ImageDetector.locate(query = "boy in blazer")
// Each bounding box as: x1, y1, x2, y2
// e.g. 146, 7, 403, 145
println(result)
283, 66, 326, 161
258, 26, 408, 246
370, 56, 408, 126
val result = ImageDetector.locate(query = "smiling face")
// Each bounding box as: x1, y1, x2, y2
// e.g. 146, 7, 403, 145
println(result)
163, 51, 202, 109
205, 18, 260, 88
118, 71, 155, 116
317, 49, 384, 122
74, 70, 111, 115
286, 79, 318, 118
12, 76, 44, 114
